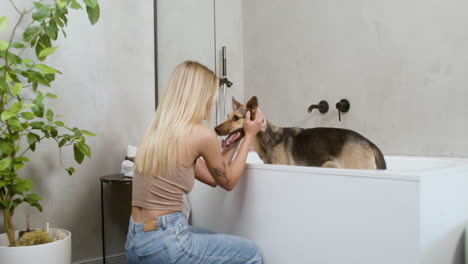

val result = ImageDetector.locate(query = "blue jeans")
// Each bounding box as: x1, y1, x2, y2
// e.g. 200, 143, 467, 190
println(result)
125, 212, 262, 264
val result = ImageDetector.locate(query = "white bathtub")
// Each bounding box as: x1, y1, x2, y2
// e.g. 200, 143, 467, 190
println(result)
189, 152, 468, 264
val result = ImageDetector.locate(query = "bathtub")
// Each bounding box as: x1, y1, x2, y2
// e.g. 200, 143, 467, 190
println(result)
189, 152, 468, 264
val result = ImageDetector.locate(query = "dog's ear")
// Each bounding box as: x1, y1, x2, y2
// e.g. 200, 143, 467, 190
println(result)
246, 96, 258, 120
232, 97, 242, 111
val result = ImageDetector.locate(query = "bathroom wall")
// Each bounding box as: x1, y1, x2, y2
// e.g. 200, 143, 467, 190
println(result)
243, 0, 468, 157
0, 0, 154, 263
158, 0, 245, 124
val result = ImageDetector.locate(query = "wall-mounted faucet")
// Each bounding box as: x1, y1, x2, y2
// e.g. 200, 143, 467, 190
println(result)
219, 77, 232, 87
336, 99, 350, 121
308, 100, 329, 114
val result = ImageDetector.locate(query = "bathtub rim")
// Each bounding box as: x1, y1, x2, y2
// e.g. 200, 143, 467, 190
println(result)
245, 155, 468, 182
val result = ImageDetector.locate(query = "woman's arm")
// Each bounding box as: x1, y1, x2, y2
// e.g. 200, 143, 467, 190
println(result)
194, 143, 239, 187
196, 110, 264, 191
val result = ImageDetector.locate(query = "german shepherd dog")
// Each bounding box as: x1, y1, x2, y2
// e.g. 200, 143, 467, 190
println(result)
214, 96, 386, 170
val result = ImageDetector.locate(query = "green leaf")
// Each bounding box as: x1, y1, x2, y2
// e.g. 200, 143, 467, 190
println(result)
0, 17, 8, 32
16, 157, 30, 162
21, 112, 36, 120
29, 121, 45, 129
23, 26, 41, 42
1, 111, 15, 121
2, 200, 9, 208
32, 102, 44, 117
70, 0, 82, 9
7, 118, 23, 132
0, 158, 11, 171
34, 2, 45, 8
27, 132, 41, 145
39, 46, 58, 60
46, 93, 58, 99
56, 0, 67, 8
46, 109, 54, 122
83, 0, 98, 8
78, 142, 92, 157
34, 64, 61, 74
66, 167, 75, 176
51, 127, 58, 137
73, 143, 84, 164
12, 83, 23, 96
0, 181, 6, 188
27, 193, 42, 201
44, 21, 58, 41
59, 138, 67, 147
36, 35, 52, 61
55, 121, 64, 126
11, 42, 24, 49
82, 130, 96, 136
0, 142, 14, 155
86, 4, 100, 25
0, 39, 9, 51
32, 6, 50, 21
9, 101, 23, 114
13, 162, 24, 171
22, 58, 34, 65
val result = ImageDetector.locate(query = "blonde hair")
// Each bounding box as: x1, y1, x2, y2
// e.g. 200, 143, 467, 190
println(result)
135, 61, 219, 177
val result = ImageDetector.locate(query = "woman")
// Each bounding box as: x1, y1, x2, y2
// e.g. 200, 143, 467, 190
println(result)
126, 61, 265, 263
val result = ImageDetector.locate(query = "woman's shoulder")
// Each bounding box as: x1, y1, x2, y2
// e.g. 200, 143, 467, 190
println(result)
191, 124, 217, 143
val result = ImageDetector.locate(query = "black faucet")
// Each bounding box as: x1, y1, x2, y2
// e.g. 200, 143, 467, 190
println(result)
308, 100, 329, 114
219, 77, 233, 88
336, 99, 350, 121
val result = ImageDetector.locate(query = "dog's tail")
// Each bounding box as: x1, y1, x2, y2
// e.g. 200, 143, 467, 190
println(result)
372, 146, 387, 170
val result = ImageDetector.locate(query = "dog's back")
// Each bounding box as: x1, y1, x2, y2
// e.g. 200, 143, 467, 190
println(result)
270, 127, 386, 170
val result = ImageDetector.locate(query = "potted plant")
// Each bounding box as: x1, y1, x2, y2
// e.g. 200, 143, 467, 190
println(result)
0, 0, 99, 263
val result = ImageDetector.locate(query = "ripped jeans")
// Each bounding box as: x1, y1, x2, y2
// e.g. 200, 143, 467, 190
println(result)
125, 212, 262, 264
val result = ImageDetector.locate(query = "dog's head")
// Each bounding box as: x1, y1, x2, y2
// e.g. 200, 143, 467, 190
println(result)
214, 96, 259, 149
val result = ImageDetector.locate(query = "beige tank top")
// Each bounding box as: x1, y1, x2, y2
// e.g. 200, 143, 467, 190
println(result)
132, 165, 195, 211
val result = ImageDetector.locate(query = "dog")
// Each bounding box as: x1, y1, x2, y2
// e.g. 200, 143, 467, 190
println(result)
214, 96, 386, 170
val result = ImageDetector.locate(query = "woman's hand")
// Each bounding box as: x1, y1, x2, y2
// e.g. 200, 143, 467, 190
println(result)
244, 108, 265, 138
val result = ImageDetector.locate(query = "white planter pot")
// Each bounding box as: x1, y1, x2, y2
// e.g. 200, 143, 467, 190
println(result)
0, 228, 71, 264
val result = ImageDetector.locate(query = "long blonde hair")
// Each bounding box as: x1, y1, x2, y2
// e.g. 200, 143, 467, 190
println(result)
135, 61, 219, 177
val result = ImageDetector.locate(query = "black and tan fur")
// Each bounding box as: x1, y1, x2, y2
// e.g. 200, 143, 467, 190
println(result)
215, 96, 386, 170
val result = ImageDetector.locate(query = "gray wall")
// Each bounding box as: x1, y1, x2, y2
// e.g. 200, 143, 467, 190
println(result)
158, 0, 245, 124
243, 0, 468, 157
0, 0, 154, 262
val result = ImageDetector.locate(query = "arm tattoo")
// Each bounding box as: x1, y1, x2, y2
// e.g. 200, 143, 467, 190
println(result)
212, 164, 230, 186
213, 167, 226, 179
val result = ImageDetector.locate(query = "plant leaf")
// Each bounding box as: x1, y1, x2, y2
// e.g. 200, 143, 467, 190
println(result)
66, 167, 75, 176
83, 0, 98, 8
0, 16, 8, 32
32, 6, 50, 21
46, 109, 54, 122
34, 64, 61, 74
12, 83, 23, 96
39, 46, 58, 60
86, 4, 100, 25
1, 111, 15, 121
21, 112, 36, 120
27, 132, 40, 145
82, 130, 96, 136
46, 93, 58, 99
11, 42, 25, 48
0, 158, 11, 171
0, 142, 14, 155
23, 26, 41, 42
73, 143, 84, 164
70, 0, 82, 9
0, 39, 9, 51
